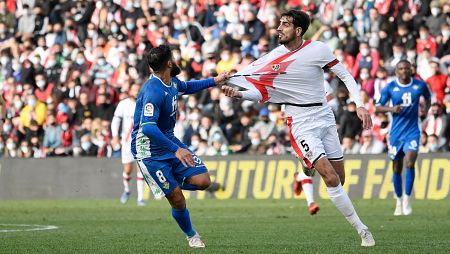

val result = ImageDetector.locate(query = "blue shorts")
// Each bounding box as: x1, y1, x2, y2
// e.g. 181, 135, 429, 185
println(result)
388, 136, 419, 161
137, 155, 207, 198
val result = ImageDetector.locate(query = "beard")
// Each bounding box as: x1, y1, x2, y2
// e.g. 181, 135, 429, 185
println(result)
170, 63, 181, 77
278, 32, 295, 45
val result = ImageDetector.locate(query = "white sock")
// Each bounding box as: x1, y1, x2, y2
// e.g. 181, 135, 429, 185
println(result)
123, 172, 131, 193
137, 171, 145, 201
396, 197, 402, 205
327, 183, 368, 234
297, 171, 314, 205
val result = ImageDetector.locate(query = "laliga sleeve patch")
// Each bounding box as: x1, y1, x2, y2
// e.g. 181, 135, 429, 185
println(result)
144, 103, 154, 116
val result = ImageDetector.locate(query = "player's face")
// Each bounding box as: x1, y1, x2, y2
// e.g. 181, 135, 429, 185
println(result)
277, 16, 300, 44
395, 62, 412, 81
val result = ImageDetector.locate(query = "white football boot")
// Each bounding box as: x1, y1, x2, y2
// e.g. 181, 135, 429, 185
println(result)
187, 232, 205, 248
403, 196, 412, 215
359, 229, 376, 247
394, 198, 403, 216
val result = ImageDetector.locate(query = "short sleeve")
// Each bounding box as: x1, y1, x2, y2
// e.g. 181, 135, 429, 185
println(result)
317, 41, 339, 69
141, 88, 163, 126
376, 85, 391, 106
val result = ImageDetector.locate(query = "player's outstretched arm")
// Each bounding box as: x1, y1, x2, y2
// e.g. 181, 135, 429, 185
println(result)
182, 72, 230, 95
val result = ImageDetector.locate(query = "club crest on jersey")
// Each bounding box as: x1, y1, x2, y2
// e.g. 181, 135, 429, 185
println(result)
271, 64, 281, 71
393, 87, 400, 92
144, 103, 154, 116
413, 85, 419, 90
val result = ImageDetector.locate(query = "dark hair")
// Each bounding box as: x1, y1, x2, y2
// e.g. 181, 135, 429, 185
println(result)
147, 45, 172, 72
280, 10, 310, 36
396, 59, 411, 67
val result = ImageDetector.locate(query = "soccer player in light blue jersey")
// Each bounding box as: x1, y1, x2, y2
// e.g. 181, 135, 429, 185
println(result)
376, 60, 431, 216
131, 45, 229, 248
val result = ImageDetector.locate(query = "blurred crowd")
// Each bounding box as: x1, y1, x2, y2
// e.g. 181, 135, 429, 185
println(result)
0, 0, 449, 159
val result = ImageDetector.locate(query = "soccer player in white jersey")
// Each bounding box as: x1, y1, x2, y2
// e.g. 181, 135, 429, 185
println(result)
111, 83, 146, 206
223, 10, 375, 247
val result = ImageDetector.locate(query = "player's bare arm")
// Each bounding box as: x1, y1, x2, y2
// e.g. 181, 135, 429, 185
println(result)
375, 105, 403, 114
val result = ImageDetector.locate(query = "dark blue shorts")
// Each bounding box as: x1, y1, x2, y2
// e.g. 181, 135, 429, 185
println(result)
137, 155, 207, 198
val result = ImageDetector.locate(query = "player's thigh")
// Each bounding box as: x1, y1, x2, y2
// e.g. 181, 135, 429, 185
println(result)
137, 159, 178, 199
403, 137, 419, 168
289, 124, 325, 169
173, 155, 209, 187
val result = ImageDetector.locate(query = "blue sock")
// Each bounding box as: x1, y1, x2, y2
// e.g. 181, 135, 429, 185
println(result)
405, 168, 415, 196
181, 183, 199, 191
171, 207, 196, 237
392, 173, 403, 198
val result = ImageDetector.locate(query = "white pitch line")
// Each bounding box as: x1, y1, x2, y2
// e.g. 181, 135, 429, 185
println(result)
0, 224, 59, 233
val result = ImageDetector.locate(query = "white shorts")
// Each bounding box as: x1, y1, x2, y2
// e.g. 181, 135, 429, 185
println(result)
121, 143, 135, 164
286, 108, 343, 169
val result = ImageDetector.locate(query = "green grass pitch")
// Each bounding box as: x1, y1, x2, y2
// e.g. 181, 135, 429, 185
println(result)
1, 199, 449, 253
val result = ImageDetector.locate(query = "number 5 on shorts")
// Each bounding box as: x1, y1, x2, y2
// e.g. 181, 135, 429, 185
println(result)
156, 170, 166, 183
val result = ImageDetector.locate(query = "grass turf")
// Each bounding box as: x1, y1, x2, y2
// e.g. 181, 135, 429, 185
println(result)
0, 199, 449, 253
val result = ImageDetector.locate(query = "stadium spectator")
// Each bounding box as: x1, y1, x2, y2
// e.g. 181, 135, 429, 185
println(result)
0, 0, 448, 159
359, 129, 385, 154
426, 61, 449, 103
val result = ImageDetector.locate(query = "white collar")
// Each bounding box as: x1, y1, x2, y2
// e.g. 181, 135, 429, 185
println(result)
395, 78, 413, 87
151, 74, 172, 88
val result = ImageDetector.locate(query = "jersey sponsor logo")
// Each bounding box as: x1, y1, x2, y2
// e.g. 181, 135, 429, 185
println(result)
144, 103, 154, 116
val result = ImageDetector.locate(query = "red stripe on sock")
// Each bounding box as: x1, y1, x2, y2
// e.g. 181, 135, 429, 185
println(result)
137, 177, 144, 181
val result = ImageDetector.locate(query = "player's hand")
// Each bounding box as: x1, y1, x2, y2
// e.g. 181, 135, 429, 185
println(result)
112, 136, 120, 150
392, 105, 402, 114
356, 107, 373, 129
175, 147, 195, 168
222, 85, 242, 98
214, 72, 230, 85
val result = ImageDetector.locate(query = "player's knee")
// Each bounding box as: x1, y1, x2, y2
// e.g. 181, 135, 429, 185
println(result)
167, 189, 186, 210
322, 172, 340, 187
406, 161, 415, 169
195, 177, 211, 190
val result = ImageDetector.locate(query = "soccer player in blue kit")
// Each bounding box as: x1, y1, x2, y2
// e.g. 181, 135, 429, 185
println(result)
131, 45, 229, 248
376, 60, 431, 216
